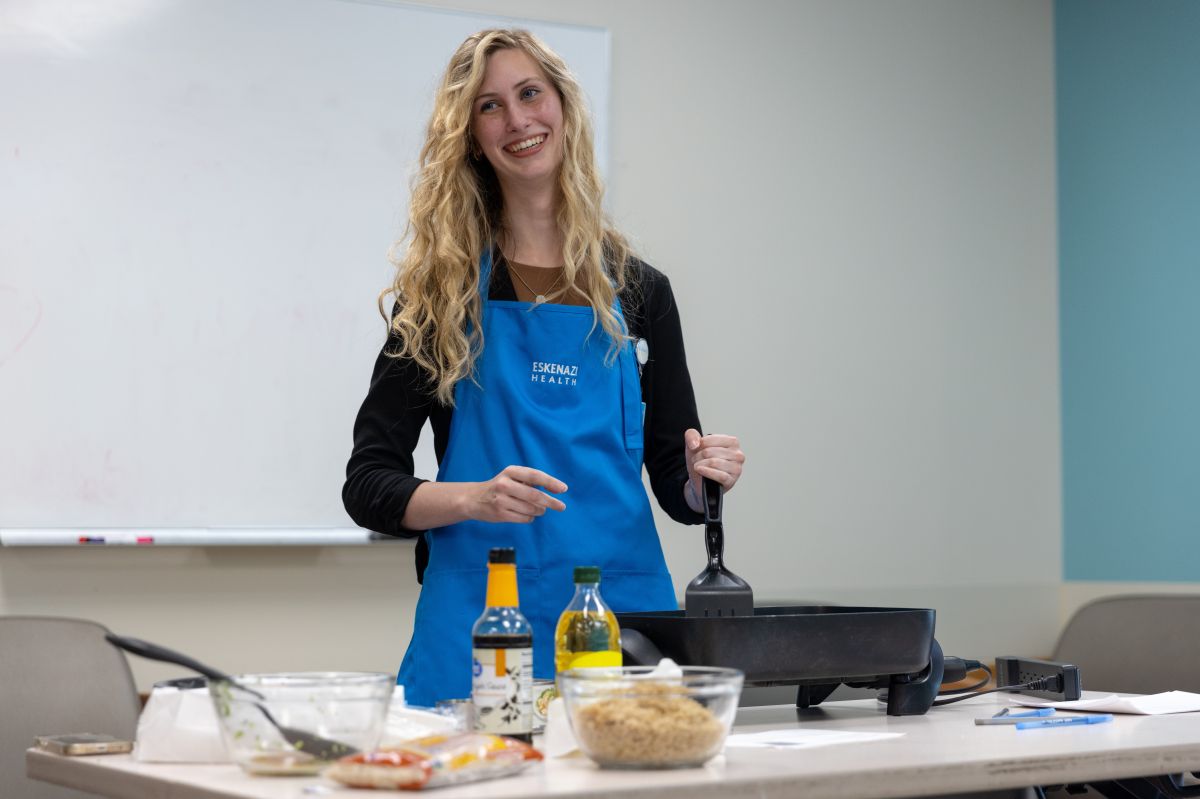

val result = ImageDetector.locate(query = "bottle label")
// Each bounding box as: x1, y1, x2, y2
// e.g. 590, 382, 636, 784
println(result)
564, 650, 622, 670
471, 646, 533, 735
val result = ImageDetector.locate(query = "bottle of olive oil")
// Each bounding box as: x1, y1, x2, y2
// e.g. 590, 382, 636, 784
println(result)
555, 566, 622, 674
471, 547, 533, 741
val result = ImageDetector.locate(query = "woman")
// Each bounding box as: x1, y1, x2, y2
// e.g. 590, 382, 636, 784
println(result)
343, 29, 745, 707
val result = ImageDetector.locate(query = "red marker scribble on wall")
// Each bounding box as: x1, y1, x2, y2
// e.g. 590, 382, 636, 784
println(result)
0, 285, 44, 367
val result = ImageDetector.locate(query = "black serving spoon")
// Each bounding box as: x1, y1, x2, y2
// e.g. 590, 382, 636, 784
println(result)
106, 633, 359, 761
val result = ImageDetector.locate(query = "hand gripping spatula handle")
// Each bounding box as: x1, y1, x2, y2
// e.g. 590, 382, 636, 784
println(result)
684, 477, 754, 617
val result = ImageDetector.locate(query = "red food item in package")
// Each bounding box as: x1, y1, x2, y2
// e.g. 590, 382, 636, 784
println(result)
323, 733, 543, 791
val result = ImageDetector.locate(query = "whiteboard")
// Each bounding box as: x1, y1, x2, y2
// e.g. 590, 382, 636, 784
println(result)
0, 0, 610, 530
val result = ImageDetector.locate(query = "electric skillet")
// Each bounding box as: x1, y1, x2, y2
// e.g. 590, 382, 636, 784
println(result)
616, 480, 942, 716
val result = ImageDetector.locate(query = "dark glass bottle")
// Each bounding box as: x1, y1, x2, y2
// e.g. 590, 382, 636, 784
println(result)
470, 547, 533, 741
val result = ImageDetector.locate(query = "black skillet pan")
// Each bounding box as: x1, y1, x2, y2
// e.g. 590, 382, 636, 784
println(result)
620, 473, 935, 686
617, 604, 936, 685
618, 605, 942, 715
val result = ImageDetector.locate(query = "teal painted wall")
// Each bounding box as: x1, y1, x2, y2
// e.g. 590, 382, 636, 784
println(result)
1058, 0, 1200, 580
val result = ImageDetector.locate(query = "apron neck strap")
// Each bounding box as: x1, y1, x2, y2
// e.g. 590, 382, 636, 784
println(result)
478, 247, 494, 304
477, 246, 627, 334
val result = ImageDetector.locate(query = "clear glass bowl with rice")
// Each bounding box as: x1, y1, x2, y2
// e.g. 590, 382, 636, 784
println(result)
557, 666, 743, 768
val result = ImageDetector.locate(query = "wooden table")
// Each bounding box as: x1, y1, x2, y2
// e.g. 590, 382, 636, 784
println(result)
27, 694, 1200, 799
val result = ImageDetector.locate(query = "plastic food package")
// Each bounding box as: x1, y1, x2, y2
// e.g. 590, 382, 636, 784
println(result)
323, 733, 542, 790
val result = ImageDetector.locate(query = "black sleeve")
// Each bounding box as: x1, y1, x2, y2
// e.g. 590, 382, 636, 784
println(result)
629, 262, 705, 526
341, 333, 434, 538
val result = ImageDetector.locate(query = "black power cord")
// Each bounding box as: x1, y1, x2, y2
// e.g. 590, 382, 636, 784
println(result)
932, 673, 1065, 707
878, 657, 992, 705
937, 658, 992, 696
878, 656, 1066, 708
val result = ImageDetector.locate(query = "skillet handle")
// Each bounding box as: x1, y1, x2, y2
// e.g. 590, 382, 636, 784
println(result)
105, 633, 234, 684
619, 628, 666, 667
703, 477, 724, 569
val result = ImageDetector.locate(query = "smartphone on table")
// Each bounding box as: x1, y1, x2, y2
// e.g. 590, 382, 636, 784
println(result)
35, 733, 134, 756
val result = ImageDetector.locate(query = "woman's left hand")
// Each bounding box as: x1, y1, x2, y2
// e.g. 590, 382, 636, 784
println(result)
683, 429, 745, 513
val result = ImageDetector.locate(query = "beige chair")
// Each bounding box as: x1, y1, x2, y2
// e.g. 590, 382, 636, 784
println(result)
1052, 595, 1200, 695
0, 616, 142, 799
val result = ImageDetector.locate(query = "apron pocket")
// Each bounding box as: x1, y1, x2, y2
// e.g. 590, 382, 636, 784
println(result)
597, 569, 678, 614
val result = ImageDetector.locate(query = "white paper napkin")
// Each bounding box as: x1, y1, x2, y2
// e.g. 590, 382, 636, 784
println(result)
541, 696, 579, 758
647, 657, 684, 681
1012, 690, 1200, 715
134, 684, 228, 763
380, 697, 457, 747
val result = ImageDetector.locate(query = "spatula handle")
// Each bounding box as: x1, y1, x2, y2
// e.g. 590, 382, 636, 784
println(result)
703, 477, 724, 568
105, 633, 234, 684
703, 477, 723, 525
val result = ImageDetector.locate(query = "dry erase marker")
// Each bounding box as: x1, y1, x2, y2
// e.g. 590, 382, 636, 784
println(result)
1016, 714, 1113, 730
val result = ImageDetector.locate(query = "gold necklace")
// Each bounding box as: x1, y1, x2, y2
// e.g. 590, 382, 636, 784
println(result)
508, 260, 564, 305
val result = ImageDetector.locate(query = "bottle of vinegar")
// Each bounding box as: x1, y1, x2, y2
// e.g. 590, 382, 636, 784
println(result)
471, 547, 533, 741
555, 566, 622, 674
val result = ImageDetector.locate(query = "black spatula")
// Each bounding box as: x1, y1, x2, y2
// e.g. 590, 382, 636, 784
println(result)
684, 477, 754, 617
105, 633, 358, 760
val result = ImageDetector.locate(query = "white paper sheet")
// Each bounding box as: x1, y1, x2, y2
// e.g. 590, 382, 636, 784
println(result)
1011, 690, 1200, 715
724, 728, 904, 749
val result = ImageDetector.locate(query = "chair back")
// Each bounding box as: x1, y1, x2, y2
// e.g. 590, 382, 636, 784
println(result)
1052, 595, 1200, 694
0, 616, 141, 799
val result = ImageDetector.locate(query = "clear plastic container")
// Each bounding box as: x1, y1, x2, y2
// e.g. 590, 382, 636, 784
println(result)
554, 566, 621, 674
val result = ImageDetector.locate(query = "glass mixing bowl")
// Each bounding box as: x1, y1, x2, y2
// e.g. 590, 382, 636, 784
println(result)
209, 671, 394, 776
557, 666, 743, 768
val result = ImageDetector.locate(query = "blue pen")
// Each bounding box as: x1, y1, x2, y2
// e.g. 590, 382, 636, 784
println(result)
1016, 714, 1113, 730
1005, 708, 1056, 719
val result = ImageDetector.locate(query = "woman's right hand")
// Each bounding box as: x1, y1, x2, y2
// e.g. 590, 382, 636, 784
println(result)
465, 465, 567, 523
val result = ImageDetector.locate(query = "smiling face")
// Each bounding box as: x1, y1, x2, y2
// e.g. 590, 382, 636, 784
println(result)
471, 47, 565, 194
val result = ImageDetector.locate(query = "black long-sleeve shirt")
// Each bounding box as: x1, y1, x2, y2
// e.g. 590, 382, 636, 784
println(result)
342, 258, 703, 582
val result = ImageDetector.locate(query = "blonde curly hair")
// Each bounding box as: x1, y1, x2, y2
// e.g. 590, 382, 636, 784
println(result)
381, 28, 633, 405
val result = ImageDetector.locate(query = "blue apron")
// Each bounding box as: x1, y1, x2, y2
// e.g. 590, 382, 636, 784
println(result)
397, 251, 677, 707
